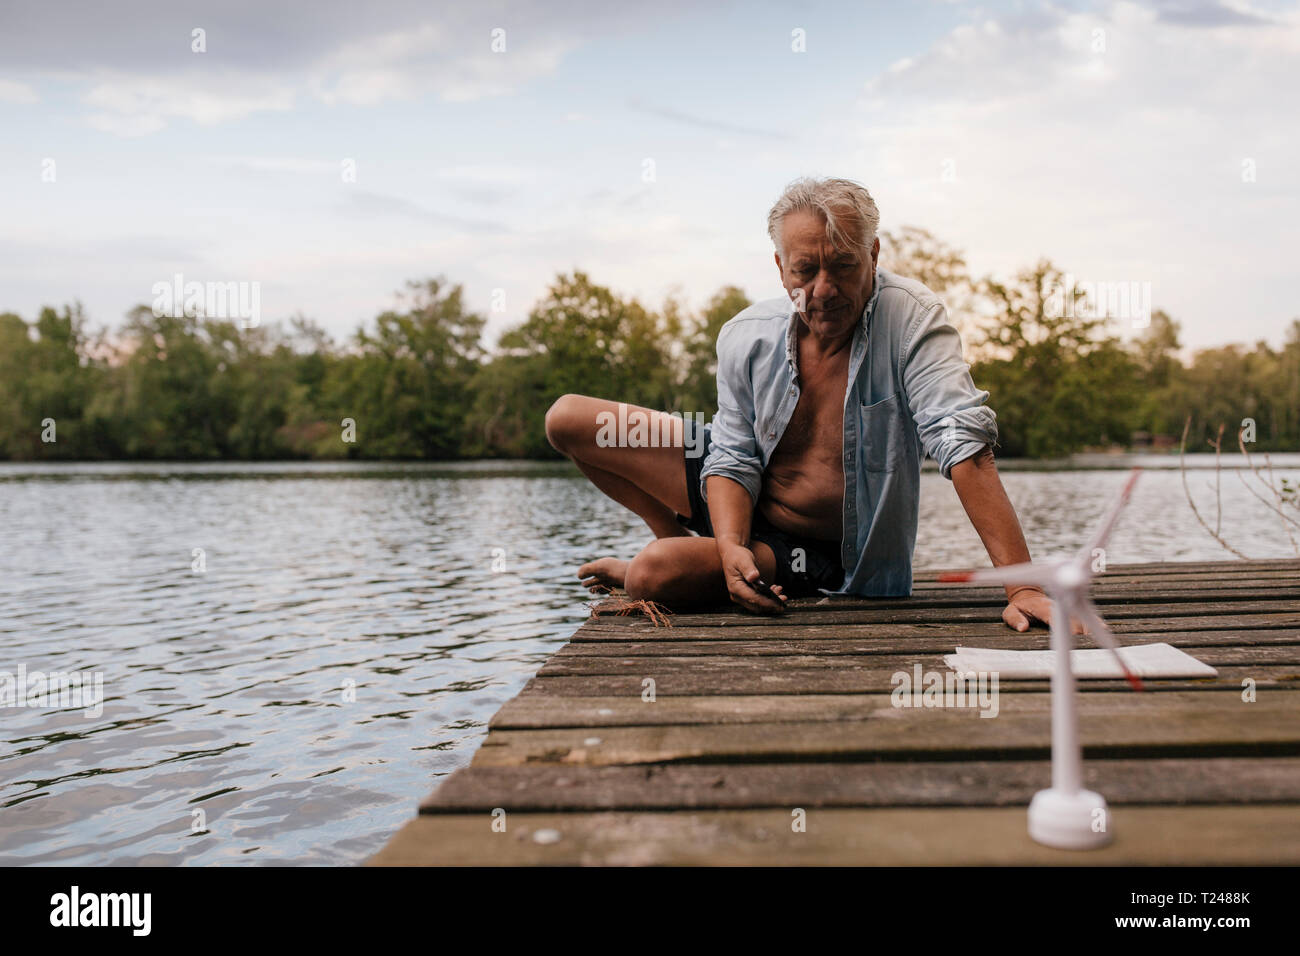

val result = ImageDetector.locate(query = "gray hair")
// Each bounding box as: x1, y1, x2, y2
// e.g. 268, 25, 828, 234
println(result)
766, 177, 880, 259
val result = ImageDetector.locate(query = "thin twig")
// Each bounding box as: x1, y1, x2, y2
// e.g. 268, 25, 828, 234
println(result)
1180, 416, 1249, 559
1264, 453, 1300, 515
1235, 431, 1300, 533
1208, 423, 1225, 538
586, 596, 675, 627
1262, 448, 1300, 557
1231, 438, 1300, 559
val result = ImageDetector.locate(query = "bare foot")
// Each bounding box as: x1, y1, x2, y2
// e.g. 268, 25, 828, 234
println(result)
578, 557, 629, 593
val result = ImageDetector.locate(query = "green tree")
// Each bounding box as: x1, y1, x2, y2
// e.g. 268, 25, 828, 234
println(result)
678, 285, 751, 415
970, 260, 1138, 457
329, 277, 486, 458
486, 272, 679, 457
0, 312, 38, 458
880, 226, 973, 301
114, 306, 233, 458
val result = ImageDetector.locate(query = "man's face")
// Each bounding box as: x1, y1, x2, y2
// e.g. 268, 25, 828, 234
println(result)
775, 208, 878, 342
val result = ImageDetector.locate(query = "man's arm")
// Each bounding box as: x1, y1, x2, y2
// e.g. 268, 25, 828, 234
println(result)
699, 321, 785, 613
899, 301, 1050, 631
707, 474, 786, 613
699, 322, 764, 502
950, 445, 1053, 631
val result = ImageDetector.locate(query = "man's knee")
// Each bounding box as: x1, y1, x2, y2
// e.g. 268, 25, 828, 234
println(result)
544, 394, 587, 455
624, 541, 677, 601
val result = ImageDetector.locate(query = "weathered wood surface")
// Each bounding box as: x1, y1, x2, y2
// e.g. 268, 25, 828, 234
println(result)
539, 647, 1300, 673
488, 689, 1295, 729
522, 665, 1295, 697
369, 805, 1300, 866
574, 614, 1300, 639
472, 704, 1300, 767
574, 601, 1300, 629
420, 758, 1300, 811
559, 629, 1300, 655
370, 558, 1300, 866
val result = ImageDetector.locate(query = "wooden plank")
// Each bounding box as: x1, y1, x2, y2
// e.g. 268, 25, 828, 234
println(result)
558, 629, 1300, 658
472, 699, 1300, 767
910, 569, 1300, 590
490, 689, 1296, 730
852, 578, 1289, 597
420, 757, 1300, 811
586, 588, 1300, 617
912, 558, 1300, 580
548, 645, 1300, 668
580, 600, 1300, 629
520, 664, 1296, 698
784, 586, 1300, 609
368, 804, 1300, 866
868, 578, 1300, 598
494, 693, 906, 729
574, 613, 1300, 640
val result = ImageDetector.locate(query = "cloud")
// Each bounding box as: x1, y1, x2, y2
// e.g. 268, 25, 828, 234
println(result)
342, 189, 509, 233
627, 97, 795, 141
82, 75, 297, 130
308, 21, 573, 106
0, 79, 38, 103
851, 1, 1300, 348
431, 164, 540, 204
84, 112, 168, 137
0, 0, 694, 134
1151, 1, 1275, 27
213, 156, 345, 176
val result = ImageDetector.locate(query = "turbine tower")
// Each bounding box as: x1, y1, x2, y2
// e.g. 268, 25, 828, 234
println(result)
939, 468, 1143, 849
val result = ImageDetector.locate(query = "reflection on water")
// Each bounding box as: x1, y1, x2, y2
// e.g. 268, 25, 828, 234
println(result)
1, 457, 1297, 865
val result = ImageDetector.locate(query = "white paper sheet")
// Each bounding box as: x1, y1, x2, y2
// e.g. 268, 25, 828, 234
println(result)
942, 642, 1218, 679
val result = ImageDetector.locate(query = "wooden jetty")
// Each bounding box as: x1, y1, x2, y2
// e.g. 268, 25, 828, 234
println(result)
370, 558, 1300, 865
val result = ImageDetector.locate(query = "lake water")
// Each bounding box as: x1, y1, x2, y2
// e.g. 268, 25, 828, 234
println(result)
2, 454, 1298, 865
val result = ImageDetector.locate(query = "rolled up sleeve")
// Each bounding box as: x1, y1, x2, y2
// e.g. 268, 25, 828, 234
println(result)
700, 323, 764, 503
901, 302, 998, 479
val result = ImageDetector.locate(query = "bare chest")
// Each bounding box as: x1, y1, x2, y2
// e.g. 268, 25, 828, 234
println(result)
771, 351, 848, 465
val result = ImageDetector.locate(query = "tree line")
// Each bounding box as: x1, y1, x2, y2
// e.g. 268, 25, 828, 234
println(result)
2, 228, 1297, 461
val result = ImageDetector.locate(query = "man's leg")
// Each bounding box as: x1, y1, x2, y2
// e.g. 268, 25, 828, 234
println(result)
547, 393, 724, 595
545, 394, 694, 538
624, 536, 778, 609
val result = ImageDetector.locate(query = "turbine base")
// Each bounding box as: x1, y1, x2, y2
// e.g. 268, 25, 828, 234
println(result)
1028, 788, 1113, 849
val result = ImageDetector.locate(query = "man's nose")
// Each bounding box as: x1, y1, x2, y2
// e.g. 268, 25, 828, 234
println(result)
812, 271, 837, 301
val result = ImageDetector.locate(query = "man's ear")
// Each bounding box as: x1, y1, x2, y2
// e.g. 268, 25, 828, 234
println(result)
773, 250, 783, 279
871, 236, 880, 267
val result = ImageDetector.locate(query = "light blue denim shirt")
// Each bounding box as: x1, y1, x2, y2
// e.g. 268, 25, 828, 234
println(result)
699, 267, 998, 597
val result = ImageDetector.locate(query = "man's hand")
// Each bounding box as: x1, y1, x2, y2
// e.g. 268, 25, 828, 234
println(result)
1002, 586, 1087, 633
952, 450, 1078, 634
718, 542, 787, 614
1002, 586, 1051, 632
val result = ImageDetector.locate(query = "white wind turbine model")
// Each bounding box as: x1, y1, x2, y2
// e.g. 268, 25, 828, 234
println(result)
939, 468, 1144, 850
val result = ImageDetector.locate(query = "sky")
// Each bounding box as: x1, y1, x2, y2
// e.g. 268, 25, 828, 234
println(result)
1, 0, 1297, 351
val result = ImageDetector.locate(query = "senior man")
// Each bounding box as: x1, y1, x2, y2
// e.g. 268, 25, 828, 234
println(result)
546, 176, 1053, 630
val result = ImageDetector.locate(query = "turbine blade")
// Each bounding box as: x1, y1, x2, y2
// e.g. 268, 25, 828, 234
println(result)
938, 562, 1060, 588
1078, 467, 1142, 563
1079, 597, 1144, 692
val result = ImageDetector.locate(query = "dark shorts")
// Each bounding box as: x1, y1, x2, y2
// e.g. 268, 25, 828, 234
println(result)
680, 421, 844, 598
